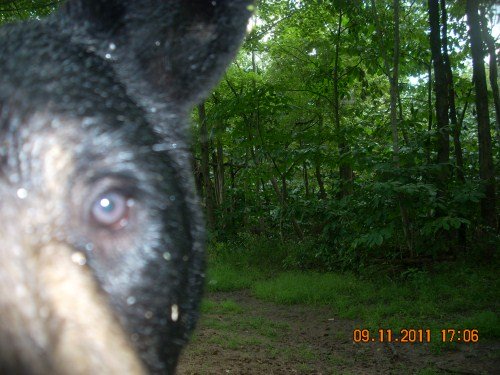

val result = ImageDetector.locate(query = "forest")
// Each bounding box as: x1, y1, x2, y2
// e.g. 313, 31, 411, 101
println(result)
190, 0, 499, 271
1, 0, 499, 373
186, 3, 498, 368
2, 0, 497, 268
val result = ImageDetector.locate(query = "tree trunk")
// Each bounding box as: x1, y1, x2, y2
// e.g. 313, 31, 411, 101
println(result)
215, 138, 225, 206
192, 154, 203, 196
390, 0, 400, 163
198, 102, 215, 230
270, 177, 304, 240
397, 91, 410, 147
303, 162, 309, 198
211, 93, 226, 207
479, 9, 500, 145
372, 0, 413, 255
315, 116, 327, 200
333, 9, 353, 198
229, 161, 236, 216
300, 140, 309, 198
440, 0, 466, 252
393, 0, 413, 256
281, 174, 287, 202
428, 0, 450, 185
466, 0, 498, 250
440, 0, 464, 183
315, 161, 327, 200
426, 61, 433, 165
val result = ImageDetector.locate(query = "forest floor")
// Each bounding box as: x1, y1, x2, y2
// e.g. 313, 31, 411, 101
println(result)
177, 290, 499, 375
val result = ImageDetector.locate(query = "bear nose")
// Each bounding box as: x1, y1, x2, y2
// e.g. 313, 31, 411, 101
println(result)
0, 221, 147, 374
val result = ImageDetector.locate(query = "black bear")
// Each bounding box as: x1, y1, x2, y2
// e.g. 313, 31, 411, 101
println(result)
0, 1, 251, 373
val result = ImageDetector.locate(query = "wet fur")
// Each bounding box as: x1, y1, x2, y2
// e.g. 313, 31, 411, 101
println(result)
0, 1, 251, 373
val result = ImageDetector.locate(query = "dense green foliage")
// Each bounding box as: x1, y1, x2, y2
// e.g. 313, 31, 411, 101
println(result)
192, 0, 499, 269
0, 0, 59, 22
1, 1, 498, 269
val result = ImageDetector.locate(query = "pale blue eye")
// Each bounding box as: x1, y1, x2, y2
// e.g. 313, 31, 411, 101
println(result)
100, 198, 114, 212
91, 192, 129, 227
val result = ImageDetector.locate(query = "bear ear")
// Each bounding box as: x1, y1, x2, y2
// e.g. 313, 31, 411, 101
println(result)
58, 0, 253, 109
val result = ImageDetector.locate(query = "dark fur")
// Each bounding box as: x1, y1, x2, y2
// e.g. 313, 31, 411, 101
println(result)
0, 1, 251, 373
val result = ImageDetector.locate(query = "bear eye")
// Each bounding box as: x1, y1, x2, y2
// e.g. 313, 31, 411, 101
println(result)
91, 191, 132, 229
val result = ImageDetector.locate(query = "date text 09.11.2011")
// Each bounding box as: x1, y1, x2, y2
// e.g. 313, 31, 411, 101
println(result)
353, 329, 479, 343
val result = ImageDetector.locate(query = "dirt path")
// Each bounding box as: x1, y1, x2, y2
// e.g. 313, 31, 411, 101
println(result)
177, 291, 499, 375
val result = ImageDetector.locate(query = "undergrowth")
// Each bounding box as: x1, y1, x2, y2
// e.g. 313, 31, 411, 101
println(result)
206, 234, 500, 347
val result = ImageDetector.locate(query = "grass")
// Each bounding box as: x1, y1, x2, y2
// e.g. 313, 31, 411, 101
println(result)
199, 298, 290, 343
206, 263, 257, 292
416, 368, 441, 375
196, 297, 291, 355
201, 298, 244, 314
202, 312, 289, 341
207, 333, 265, 349
328, 353, 351, 366
252, 267, 499, 345
205, 238, 500, 350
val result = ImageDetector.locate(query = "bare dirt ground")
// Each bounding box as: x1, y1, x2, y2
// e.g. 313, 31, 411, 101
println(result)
177, 291, 499, 375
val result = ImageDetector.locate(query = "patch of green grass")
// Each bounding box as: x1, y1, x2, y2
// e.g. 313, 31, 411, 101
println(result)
328, 353, 351, 366
201, 307, 289, 342
249, 263, 499, 348
224, 337, 242, 350
295, 344, 317, 361
203, 316, 232, 330
199, 299, 217, 313
428, 339, 451, 355
206, 331, 264, 350
206, 333, 232, 347
206, 263, 258, 292
279, 347, 296, 361
416, 367, 441, 375
194, 309, 267, 346
265, 345, 281, 358
206, 238, 499, 354
219, 299, 245, 314
330, 371, 356, 375
296, 363, 313, 372
242, 336, 265, 346
201, 298, 245, 314
252, 271, 373, 308
459, 310, 499, 337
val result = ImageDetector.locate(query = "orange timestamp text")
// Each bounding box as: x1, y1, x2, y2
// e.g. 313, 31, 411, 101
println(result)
353, 328, 479, 343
